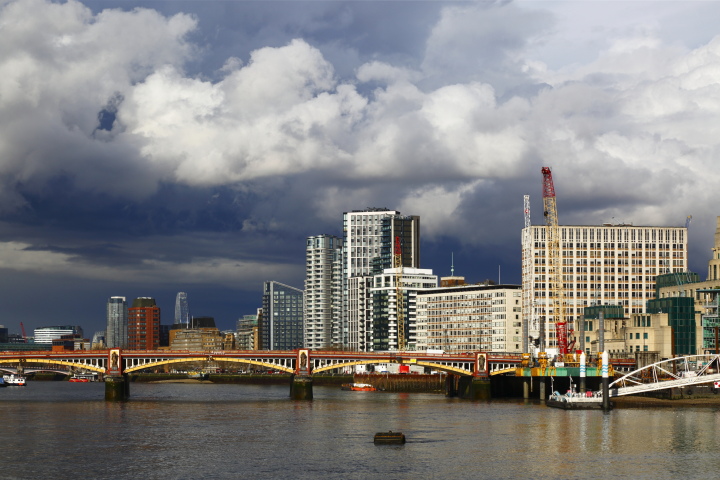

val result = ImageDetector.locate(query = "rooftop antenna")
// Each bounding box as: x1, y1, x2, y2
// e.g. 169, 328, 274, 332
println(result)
451, 252, 455, 276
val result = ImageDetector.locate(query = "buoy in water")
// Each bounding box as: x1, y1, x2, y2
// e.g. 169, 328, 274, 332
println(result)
374, 431, 406, 444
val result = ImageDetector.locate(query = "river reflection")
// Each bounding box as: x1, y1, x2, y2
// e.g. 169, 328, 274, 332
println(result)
2, 382, 720, 480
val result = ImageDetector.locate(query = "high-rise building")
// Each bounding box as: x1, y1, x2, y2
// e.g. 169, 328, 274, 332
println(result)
106, 296, 128, 348
369, 267, 438, 351
304, 234, 343, 350
339, 208, 420, 349
128, 297, 161, 350
174, 292, 189, 326
521, 223, 688, 353
262, 281, 303, 350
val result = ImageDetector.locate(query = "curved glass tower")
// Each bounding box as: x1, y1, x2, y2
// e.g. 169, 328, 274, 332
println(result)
175, 292, 189, 326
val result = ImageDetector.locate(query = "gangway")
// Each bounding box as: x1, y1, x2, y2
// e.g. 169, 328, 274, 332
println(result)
609, 354, 720, 396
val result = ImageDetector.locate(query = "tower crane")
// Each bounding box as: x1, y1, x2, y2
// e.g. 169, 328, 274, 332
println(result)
541, 167, 570, 356
394, 235, 406, 351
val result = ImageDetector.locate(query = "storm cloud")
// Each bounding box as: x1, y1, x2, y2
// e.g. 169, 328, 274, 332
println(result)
1, 0, 719, 333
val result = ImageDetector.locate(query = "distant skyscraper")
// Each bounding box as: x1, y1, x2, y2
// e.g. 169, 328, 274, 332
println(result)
128, 297, 161, 350
262, 281, 304, 350
106, 296, 128, 348
175, 292, 189, 326
304, 234, 343, 350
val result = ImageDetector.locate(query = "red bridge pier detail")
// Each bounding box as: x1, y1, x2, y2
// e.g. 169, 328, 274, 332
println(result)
105, 348, 129, 401
290, 349, 313, 400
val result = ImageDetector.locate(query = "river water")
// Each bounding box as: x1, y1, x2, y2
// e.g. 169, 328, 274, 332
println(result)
2, 382, 720, 480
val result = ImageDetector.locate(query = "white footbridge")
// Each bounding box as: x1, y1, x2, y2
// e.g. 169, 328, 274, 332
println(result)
609, 354, 720, 396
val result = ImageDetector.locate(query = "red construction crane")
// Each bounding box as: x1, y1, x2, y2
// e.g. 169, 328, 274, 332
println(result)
542, 167, 570, 355
19, 322, 27, 343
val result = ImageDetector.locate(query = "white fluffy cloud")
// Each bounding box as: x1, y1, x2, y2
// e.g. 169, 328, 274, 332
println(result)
2, 0, 720, 276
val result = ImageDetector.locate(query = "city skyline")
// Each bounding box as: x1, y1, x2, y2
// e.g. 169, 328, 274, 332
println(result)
2, 0, 720, 335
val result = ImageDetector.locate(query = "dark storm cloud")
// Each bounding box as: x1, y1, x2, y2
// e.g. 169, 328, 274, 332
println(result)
2, 0, 720, 335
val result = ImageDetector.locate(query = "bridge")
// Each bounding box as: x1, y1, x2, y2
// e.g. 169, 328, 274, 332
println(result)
609, 354, 720, 397
0, 348, 522, 400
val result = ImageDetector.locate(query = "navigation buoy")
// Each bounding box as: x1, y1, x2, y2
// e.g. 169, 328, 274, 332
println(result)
374, 431, 406, 444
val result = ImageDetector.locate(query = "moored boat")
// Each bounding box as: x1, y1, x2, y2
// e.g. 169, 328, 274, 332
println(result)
341, 383, 377, 392
187, 371, 209, 380
547, 391, 611, 410
69, 375, 90, 383
3, 374, 26, 386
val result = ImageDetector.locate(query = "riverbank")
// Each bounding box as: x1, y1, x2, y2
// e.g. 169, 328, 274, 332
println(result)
612, 395, 720, 408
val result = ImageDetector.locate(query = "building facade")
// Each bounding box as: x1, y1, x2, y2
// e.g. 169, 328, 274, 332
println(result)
416, 282, 522, 353
522, 223, 687, 352
174, 292, 189, 326
127, 297, 160, 350
237, 314, 259, 350
339, 208, 420, 349
34, 325, 83, 345
304, 234, 342, 349
261, 281, 304, 350
106, 296, 128, 349
369, 267, 438, 351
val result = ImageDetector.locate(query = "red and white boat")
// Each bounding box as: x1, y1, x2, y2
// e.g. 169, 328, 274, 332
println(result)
69, 375, 90, 383
3, 374, 26, 386
341, 383, 377, 392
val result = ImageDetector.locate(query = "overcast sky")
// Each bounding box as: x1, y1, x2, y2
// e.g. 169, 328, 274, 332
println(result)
2, 0, 720, 336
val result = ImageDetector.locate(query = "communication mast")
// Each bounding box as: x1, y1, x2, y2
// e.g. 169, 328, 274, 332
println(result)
394, 235, 405, 351
541, 167, 569, 355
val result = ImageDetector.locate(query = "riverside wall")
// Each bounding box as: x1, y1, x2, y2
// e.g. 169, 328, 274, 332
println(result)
354, 374, 447, 393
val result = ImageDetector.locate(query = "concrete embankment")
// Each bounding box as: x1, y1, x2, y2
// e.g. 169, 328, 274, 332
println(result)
354, 374, 447, 393
129, 373, 353, 386
130, 373, 445, 392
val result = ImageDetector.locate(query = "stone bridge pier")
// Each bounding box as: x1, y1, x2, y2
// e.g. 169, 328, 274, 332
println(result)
445, 353, 491, 400
290, 349, 313, 400
105, 349, 128, 401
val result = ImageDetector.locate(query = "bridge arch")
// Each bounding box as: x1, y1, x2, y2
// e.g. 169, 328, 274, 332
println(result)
123, 357, 294, 374
0, 358, 105, 373
310, 358, 475, 376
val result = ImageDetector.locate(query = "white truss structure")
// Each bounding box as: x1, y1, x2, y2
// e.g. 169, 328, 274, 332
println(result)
609, 354, 720, 396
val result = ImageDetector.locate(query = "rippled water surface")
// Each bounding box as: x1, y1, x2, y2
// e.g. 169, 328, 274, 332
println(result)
2, 382, 720, 480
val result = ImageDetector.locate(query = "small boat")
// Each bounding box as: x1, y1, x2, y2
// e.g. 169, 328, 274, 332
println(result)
341, 383, 377, 392
3, 374, 26, 386
547, 391, 611, 410
69, 375, 90, 383
187, 371, 209, 380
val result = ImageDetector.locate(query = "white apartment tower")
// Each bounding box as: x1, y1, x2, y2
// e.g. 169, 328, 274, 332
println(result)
369, 267, 438, 351
339, 208, 420, 350
304, 234, 343, 349
521, 223, 688, 352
